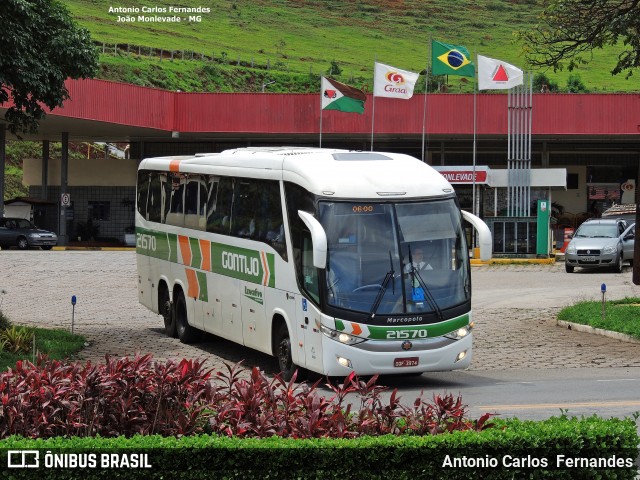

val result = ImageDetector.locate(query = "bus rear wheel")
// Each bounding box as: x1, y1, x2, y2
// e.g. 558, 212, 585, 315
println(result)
175, 290, 198, 344
159, 287, 176, 337
276, 324, 297, 382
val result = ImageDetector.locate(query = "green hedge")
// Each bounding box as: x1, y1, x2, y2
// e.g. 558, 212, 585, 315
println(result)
1, 416, 637, 479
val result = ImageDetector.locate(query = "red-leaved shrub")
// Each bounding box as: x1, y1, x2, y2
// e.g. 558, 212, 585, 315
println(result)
0, 354, 494, 439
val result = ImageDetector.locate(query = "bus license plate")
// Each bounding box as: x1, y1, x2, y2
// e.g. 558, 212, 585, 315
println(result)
394, 357, 419, 368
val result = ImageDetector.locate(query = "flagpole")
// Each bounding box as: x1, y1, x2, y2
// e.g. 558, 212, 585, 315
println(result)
421, 66, 428, 162
472, 51, 478, 218
320, 77, 325, 147
421, 38, 431, 163
371, 56, 377, 151
319, 77, 323, 147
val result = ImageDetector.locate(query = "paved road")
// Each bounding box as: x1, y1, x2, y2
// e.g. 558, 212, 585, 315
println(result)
1, 251, 639, 376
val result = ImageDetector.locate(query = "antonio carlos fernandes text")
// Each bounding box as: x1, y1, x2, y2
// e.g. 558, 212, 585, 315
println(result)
108, 6, 211, 14
442, 455, 635, 468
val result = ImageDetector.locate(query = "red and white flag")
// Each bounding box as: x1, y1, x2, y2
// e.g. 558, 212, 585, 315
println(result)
477, 55, 523, 90
373, 62, 419, 99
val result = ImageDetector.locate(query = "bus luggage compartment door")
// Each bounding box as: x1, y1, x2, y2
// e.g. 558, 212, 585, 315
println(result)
241, 281, 266, 350
219, 276, 244, 344
136, 251, 153, 310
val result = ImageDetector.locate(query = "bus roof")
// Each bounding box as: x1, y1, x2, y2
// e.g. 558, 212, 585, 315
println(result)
138, 146, 454, 199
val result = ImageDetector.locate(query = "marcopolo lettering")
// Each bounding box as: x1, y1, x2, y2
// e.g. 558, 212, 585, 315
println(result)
222, 251, 260, 276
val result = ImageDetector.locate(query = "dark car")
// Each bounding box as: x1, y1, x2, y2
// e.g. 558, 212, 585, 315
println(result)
0, 217, 58, 250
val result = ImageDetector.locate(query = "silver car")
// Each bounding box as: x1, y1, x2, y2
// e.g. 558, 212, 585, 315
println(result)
565, 218, 635, 273
0, 217, 58, 250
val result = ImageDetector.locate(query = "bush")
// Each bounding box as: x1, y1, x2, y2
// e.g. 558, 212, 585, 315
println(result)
566, 73, 588, 93
0, 325, 34, 354
0, 354, 492, 439
2, 417, 638, 480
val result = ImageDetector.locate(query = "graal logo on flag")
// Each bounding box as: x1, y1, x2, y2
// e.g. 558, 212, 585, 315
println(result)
477, 55, 523, 90
373, 62, 419, 99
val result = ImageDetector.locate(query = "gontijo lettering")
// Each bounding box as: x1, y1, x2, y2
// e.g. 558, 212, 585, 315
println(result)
222, 251, 260, 276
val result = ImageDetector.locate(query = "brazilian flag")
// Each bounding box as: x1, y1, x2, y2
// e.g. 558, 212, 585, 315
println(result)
432, 40, 475, 77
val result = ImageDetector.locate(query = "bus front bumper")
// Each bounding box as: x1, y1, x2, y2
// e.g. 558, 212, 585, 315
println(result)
320, 333, 472, 377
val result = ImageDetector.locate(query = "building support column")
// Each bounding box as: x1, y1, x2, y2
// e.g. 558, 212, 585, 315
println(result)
633, 153, 640, 285
59, 132, 69, 245
41, 140, 49, 200
0, 125, 5, 217
541, 142, 549, 168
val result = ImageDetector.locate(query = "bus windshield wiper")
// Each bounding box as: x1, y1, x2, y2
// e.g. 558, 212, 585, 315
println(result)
369, 251, 395, 320
407, 246, 443, 321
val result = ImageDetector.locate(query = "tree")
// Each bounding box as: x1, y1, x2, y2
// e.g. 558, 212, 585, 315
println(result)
566, 74, 588, 93
520, 0, 640, 78
326, 60, 342, 76
532, 72, 558, 93
0, 0, 99, 135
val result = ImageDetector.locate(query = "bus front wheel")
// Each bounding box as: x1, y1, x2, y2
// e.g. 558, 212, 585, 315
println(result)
276, 324, 297, 382
175, 290, 198, 344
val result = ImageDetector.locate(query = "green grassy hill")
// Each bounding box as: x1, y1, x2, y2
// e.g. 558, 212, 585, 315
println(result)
63, 0, 638, 93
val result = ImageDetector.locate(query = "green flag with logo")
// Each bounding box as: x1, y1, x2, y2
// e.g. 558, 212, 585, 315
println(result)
432, 40, 475, 77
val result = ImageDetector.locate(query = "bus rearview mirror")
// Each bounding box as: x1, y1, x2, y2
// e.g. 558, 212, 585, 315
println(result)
461, 210, 493, 261
298, 210, 327, 269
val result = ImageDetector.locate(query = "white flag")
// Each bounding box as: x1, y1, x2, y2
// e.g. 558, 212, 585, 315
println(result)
477, 55, 523, 90
373, 62, 419, 99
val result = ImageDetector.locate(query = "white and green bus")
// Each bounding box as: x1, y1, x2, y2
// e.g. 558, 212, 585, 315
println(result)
136, 147, 491, 380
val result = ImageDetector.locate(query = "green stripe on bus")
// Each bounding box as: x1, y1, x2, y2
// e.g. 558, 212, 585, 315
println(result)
366, 314, 469, 339
135, 228, 175, 261
335, 314, 469, 340
135, 227, 275, 287
167, 233, 178, 263
189, 236, 202, 268
196, 271, 208, 301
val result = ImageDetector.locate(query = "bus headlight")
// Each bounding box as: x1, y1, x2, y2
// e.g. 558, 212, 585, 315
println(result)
444, 325, 472, 340
318, 322, 366, 345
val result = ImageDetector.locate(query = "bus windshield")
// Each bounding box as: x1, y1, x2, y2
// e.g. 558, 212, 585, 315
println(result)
319, 199, 470, 316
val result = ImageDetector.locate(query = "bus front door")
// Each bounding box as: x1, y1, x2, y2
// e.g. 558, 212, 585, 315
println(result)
295, 294, 323, 373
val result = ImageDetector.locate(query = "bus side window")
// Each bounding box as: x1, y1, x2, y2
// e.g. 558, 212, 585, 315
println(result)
136, 170, 150, 219
184, 174, 203, 230
285, 182, 318, 301
205, 176, 219, 231
301, 234, 319, 303
166, 174, 186, 227
207, 176, 232, 235
147, 172, 162, 223
263, 180, 287, 259
160, 173, 171, 224
198, 176, 208, 229
232, 179, 258, 238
